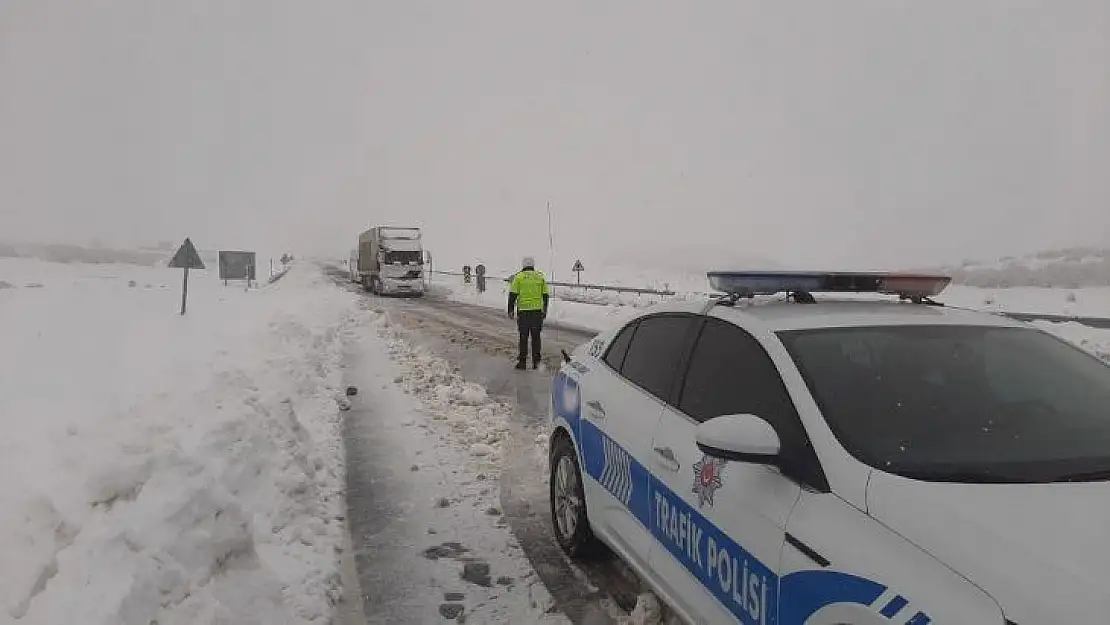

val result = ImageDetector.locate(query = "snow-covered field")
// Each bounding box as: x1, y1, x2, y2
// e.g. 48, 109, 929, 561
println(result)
0, 258, 359, 624
940, 284, 1110, 318
930, 247, 1110, 288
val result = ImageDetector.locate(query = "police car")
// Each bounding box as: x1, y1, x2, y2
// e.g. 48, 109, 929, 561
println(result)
548, 270, 1110, 625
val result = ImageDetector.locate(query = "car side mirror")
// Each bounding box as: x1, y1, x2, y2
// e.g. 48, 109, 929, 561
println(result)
696, 414, 781, 465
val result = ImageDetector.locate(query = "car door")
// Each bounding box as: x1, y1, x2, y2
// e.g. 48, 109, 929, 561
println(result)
648, 317, 825, 625
577, 314, 701, 569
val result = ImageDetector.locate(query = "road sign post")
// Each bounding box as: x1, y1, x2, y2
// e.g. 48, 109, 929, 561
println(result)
168, 238, 206, 315
572, 259, 585, 285
181, 268, 190, 314
475, 264, 487, 293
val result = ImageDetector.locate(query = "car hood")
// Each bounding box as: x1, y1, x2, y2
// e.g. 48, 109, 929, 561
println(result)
867, 469, 1110, 624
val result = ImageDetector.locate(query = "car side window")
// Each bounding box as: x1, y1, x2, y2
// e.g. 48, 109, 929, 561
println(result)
620, 315, 698, 402
679, 318, 827, 489
603, 321, 638, 371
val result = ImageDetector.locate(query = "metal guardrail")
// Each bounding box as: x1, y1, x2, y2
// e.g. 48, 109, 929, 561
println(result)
549, 280, 676, 296
268, 267, 291, 284
430, 270, 676, 296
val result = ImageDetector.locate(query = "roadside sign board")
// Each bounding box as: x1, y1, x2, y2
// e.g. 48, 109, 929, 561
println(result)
218, 251, 257, 281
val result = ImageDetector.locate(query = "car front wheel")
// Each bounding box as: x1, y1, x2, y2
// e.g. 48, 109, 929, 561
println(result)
550, 435, 602, 558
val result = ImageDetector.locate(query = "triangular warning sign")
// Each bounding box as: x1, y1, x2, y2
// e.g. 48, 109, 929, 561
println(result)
168, 238, 205, 269
572, 259, 585, 272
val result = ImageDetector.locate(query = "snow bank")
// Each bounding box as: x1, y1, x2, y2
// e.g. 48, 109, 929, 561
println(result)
369, 313, 516, 471
0, 259, 360, 624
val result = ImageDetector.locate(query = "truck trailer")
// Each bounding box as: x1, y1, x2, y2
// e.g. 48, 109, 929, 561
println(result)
355, 227, 426, 296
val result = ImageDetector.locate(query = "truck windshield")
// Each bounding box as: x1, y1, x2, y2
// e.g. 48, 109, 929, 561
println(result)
778, 325, 1110, 484
384, 250, 422, 264
379, 229, 420, 239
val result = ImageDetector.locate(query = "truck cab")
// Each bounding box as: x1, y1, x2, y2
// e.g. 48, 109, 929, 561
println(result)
356, 226, 426, 296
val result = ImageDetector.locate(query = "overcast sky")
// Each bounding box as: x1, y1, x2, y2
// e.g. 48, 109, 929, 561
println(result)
1, 1, 1107, 271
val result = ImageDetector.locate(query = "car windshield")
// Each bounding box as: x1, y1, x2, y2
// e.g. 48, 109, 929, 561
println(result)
778, 325, 1110, 484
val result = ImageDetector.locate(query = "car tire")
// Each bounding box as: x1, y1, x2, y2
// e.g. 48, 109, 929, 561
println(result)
550, 434, 603, 559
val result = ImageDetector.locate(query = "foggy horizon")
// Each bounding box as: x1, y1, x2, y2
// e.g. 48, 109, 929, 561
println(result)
2, 1, 1108, 273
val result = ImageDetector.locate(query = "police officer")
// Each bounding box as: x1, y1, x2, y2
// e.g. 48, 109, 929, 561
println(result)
507, 256, 550, 370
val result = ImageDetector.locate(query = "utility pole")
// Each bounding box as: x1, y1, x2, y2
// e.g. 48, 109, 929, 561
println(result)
546, 201, 556, 281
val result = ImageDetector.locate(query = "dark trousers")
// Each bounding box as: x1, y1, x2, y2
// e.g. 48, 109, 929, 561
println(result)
517, 310, 544, 364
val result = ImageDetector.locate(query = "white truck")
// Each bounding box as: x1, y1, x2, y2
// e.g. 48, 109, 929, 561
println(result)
355, 226, 426, 296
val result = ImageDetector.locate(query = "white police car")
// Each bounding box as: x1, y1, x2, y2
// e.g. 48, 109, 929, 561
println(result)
548, 270, 1110, 625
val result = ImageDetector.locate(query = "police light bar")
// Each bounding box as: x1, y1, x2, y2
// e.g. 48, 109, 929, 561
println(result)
706, 270, 951, 299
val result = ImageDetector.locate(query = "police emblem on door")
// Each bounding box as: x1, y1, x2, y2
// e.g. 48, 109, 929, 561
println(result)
691, 455, 725, 508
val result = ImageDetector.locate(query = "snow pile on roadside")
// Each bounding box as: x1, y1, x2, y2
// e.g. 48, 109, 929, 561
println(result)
621, 593, 666, 625
370, 313, 516, 469
0, 260, 359, 625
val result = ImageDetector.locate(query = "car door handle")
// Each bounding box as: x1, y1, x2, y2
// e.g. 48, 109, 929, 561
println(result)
586, 400, 606, 419
653, 446, 681, 472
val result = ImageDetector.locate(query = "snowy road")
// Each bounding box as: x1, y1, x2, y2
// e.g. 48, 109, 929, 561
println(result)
326, 267, 651, 624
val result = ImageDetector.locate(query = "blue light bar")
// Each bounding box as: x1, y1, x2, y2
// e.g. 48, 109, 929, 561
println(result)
707, 270, 951, 298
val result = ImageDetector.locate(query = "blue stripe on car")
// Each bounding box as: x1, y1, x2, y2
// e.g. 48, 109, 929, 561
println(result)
552, 371, 927, 625
881, 595, 909, 618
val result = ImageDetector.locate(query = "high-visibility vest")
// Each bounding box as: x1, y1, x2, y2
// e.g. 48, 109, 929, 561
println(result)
510, 269, 549, 311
